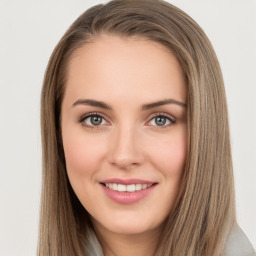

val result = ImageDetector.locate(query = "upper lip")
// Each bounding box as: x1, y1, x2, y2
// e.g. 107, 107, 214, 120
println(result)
100, 178, 157, 185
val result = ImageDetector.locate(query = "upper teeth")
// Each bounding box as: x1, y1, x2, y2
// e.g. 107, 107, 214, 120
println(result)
105, 183, 152, 192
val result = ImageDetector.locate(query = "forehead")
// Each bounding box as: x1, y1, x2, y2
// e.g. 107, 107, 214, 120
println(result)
64, 35, 187, 106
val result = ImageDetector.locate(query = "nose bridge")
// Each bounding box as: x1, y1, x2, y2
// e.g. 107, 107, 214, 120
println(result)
108, 122, 143, 168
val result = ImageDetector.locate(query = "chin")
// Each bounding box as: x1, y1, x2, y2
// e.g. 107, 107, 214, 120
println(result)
92, 214, 161, 236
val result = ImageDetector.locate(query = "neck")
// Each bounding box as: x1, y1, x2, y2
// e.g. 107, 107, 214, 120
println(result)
93, 222, 162, 256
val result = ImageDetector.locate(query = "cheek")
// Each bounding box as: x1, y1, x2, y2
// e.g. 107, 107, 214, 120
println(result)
62, 132, 108, 212
149, 132, 187, 177
163, 140, 186, 171
62, 131, 106, 177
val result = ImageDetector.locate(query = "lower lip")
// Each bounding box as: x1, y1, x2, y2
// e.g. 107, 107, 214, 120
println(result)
101, 184, 157, 204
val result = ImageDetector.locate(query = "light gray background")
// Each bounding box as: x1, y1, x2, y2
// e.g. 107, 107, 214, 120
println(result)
0, 0, 255, 255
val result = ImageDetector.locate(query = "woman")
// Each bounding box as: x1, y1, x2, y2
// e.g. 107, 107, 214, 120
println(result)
38, 0, 256, 255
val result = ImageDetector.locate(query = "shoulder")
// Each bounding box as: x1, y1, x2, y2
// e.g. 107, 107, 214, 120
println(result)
223, 225, 256, 256
84, 225, 255, 256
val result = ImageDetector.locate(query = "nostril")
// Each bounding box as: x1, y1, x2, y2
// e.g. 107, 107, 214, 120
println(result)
110, 161, 140, 170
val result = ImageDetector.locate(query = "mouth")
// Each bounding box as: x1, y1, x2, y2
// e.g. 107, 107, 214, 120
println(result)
101, 183, 155, 192
100, 179, 158, 204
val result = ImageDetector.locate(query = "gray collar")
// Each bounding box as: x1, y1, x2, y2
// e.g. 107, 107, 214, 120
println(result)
85, 225, 256, 256
223, 225, 256, 256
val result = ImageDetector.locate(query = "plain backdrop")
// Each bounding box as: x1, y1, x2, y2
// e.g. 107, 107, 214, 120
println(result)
0, 0, 255, 255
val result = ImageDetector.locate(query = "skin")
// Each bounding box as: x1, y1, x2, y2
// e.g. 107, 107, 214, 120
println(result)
61, 35, 187, 256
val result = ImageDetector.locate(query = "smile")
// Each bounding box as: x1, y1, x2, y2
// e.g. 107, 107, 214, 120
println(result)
100, 179, 157, 204
103, 183, 153, 192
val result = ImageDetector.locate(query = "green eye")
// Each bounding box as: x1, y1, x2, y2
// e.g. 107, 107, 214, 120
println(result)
90, 115, 103, 126
148, 115, 175, 127
155, 116, 168, 126
81, 114, 108, 127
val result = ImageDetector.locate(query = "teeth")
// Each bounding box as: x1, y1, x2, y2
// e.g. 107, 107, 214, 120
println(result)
117, 184, 126, 192
104, 183, 152, 192
113, 183, 118, 191
142, 184, 147, 189
135, 184, 142, 191
127, 184, 135, 192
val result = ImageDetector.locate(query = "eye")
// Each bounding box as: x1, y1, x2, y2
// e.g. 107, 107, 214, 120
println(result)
147, 114, 176, 127
80, 113, 109, 127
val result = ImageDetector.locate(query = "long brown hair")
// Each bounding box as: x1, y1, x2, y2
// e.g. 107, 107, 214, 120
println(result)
39, 0, 236, 255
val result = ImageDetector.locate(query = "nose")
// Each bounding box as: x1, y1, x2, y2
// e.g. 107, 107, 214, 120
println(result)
108, 125, 144, 170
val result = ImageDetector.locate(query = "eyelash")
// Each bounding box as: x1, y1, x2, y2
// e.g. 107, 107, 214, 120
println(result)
146, 112, 176, 128
79, 112, 110, 129
78, 112, 176, 129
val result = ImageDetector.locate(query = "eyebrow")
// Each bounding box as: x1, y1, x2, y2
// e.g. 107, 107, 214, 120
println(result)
141, 99, 187, 110
72, 99, 112, 110
72, 98, 187, 110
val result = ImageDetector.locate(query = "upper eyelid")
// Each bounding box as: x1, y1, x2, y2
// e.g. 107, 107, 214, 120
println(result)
147, 112, 176, 122
79, 112, 110, 122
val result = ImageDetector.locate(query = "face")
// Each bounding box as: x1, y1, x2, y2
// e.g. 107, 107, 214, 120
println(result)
61, 35, 187, 237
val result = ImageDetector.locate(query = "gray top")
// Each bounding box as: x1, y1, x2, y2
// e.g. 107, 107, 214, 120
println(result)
86, 225, 256, 256
223, 226, 256, 256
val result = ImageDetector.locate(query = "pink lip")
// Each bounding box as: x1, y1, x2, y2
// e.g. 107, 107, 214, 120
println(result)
100, 179, 157, 204
101, 178, 155, 185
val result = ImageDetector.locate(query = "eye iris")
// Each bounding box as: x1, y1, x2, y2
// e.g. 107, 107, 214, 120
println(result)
91, 115, 102, 126
155, 116, 166, 126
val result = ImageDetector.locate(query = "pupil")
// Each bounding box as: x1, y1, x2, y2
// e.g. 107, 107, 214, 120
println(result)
156, 116, 166, 126
91, 116, 102, 126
